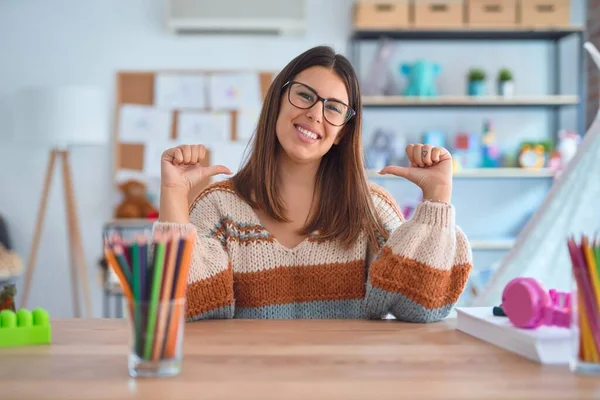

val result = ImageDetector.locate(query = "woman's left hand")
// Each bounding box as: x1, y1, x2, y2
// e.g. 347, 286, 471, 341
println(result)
379, 143, 453, 203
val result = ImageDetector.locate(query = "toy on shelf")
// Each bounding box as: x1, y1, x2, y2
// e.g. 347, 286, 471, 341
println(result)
401, 60, 440, 97
423, 130, 446, 148
0, 284, 16, 312
557, 130, 581, 169
0, 308, 52, 347
115, 180, 159, 219
517, 140, 552, 169
480, 120, 501, 168
363, 38, 398, 96
452, 132, 481, 169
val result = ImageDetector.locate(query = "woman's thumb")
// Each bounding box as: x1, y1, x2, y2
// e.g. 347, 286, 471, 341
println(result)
379, 166, 411, 179
203, 164, 233, 178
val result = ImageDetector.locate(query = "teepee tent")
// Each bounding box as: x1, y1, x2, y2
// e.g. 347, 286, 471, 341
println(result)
471, 42, 600, 306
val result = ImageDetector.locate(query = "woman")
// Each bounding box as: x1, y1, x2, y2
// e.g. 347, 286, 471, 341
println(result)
156, 46, 472, 322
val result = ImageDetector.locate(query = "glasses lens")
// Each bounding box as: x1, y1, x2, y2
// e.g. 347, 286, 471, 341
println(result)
323, 100, 350, 126
288, 82, 352, 126
289, 83, 317, 109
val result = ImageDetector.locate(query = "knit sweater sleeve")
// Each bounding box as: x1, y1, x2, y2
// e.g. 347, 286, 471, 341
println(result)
153, 189, 234, 321
363, 186, 473, 323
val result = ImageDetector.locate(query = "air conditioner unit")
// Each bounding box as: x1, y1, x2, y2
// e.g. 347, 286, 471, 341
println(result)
164, 0, 307, 35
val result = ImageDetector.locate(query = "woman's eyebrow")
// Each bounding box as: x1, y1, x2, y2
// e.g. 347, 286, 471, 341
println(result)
299, 81, 348, 105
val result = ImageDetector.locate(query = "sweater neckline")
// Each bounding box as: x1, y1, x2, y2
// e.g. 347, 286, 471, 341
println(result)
242, 202, 316, 254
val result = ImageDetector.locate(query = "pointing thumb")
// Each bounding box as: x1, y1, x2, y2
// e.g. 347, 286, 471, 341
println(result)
204, 164, 233, 178
379, 166, 411, 179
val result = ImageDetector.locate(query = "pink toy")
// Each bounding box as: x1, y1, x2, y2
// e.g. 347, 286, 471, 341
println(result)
501, 277, 571, 329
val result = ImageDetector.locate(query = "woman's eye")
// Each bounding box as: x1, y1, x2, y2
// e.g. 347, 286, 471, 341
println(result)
326, 104, 342, 114
298, 91, 314, 101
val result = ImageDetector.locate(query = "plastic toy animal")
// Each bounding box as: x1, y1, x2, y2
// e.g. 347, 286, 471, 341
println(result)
401, 60, 441, 97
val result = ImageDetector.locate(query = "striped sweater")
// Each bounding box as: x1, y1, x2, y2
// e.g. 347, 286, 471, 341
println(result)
154, 180, 473, 322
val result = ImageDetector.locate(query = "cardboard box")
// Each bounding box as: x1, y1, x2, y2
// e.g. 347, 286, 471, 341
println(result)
467, 0, 517, 27
413, 0, 464, 29
519, 0, 570, 28
354, 1, 411, 29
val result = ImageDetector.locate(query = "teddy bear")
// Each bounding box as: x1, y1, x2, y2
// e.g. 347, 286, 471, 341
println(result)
0, 244, 22, 281
114, 179, 158, 219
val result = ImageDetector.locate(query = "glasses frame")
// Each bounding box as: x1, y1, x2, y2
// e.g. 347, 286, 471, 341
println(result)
282, 80, 356, 127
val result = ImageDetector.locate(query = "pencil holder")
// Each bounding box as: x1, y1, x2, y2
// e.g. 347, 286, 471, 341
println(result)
567, 235, 600, 375
127, 297, 186, 378
102, 225, 196, 379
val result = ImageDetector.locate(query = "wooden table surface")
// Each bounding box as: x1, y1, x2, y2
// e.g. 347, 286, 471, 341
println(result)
0, 318, 599, 400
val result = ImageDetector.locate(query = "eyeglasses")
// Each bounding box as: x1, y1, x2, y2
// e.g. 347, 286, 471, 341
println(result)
282, 81, 355, 127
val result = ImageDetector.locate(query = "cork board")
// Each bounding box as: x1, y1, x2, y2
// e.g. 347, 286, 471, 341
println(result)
113, 70, 275, 200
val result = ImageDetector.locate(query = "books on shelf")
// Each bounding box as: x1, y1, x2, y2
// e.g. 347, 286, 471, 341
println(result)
456, 307, 571, 364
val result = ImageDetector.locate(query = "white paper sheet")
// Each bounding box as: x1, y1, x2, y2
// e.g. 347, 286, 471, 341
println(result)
118, 104, 172, 143
154, 73, 207, 109
208, 73, 262, 110
236, 108, 261, 141
177, 111, 231, 143
143, 139, 182, 178
209, 142, 250, 180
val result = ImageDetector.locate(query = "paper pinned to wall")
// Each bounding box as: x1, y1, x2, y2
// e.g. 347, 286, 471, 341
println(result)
208, 73, 262, 110
208, 142, 250, 181
118, 104, 172, 143
177, 111, 231, 143
154, 73, 207, 109
236, 108, 261, 142
143, 139, 182, 178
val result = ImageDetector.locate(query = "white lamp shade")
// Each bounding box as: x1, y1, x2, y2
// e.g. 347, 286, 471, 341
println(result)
11, 86, 109, 147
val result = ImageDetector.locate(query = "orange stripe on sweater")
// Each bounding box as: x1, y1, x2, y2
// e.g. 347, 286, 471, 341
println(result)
186, 264, 234, 318
233, 261, 366, 308
369, 246, 471, 310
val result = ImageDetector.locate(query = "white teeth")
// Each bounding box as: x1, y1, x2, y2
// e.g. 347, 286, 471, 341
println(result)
297, 126, 318, 140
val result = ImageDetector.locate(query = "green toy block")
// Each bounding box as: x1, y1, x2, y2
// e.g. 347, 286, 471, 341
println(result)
0, 307, 51, 347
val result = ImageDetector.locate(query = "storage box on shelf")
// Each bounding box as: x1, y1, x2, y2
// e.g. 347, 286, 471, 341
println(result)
519, 0, 570, 28
354, 1, 411, 29
466, 0, 517, 27
413, 0, 465, 28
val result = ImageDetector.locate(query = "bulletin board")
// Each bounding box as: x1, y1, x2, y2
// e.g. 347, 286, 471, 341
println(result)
113, 70, 275, 204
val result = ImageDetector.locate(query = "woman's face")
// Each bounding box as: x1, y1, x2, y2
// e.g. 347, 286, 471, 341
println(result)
275, 66, 350, 165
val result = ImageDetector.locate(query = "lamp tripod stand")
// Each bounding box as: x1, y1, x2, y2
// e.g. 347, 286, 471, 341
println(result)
20, 148, 92, 318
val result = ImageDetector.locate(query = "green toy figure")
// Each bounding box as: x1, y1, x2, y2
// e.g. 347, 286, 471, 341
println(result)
401, 60, 441, 97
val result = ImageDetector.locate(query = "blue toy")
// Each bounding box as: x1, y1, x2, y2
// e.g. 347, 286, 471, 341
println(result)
401, 61, 441, 97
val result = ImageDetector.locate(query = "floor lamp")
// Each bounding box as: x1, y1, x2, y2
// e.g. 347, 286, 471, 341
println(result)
11, 86, 108, 318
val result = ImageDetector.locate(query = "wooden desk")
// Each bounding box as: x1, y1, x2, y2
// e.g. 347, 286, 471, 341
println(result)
1, 318, 599, 399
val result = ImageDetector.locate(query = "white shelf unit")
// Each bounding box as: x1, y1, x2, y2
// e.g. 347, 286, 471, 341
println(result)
366, 168, 556, 179
362, 95, 579, 108
352, 27, 585, 305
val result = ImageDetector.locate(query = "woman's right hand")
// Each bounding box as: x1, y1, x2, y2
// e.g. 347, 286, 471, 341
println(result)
161, 144, 232, 193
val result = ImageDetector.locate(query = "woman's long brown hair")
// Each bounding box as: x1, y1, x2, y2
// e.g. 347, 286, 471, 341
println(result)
231, 45, 387, 250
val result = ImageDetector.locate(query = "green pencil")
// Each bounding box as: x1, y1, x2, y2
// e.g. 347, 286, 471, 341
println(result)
144, 233, 166, 360
131, 240, 141, 357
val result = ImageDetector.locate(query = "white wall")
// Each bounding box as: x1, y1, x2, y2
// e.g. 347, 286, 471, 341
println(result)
0, 0, 586, 317
0, 0, 352, 317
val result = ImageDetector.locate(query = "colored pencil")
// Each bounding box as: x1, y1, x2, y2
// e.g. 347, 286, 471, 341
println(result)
163, 229, 195, 358
143, 232, 167, 360
568, 235, 600, 364
153, 232, 180, 361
